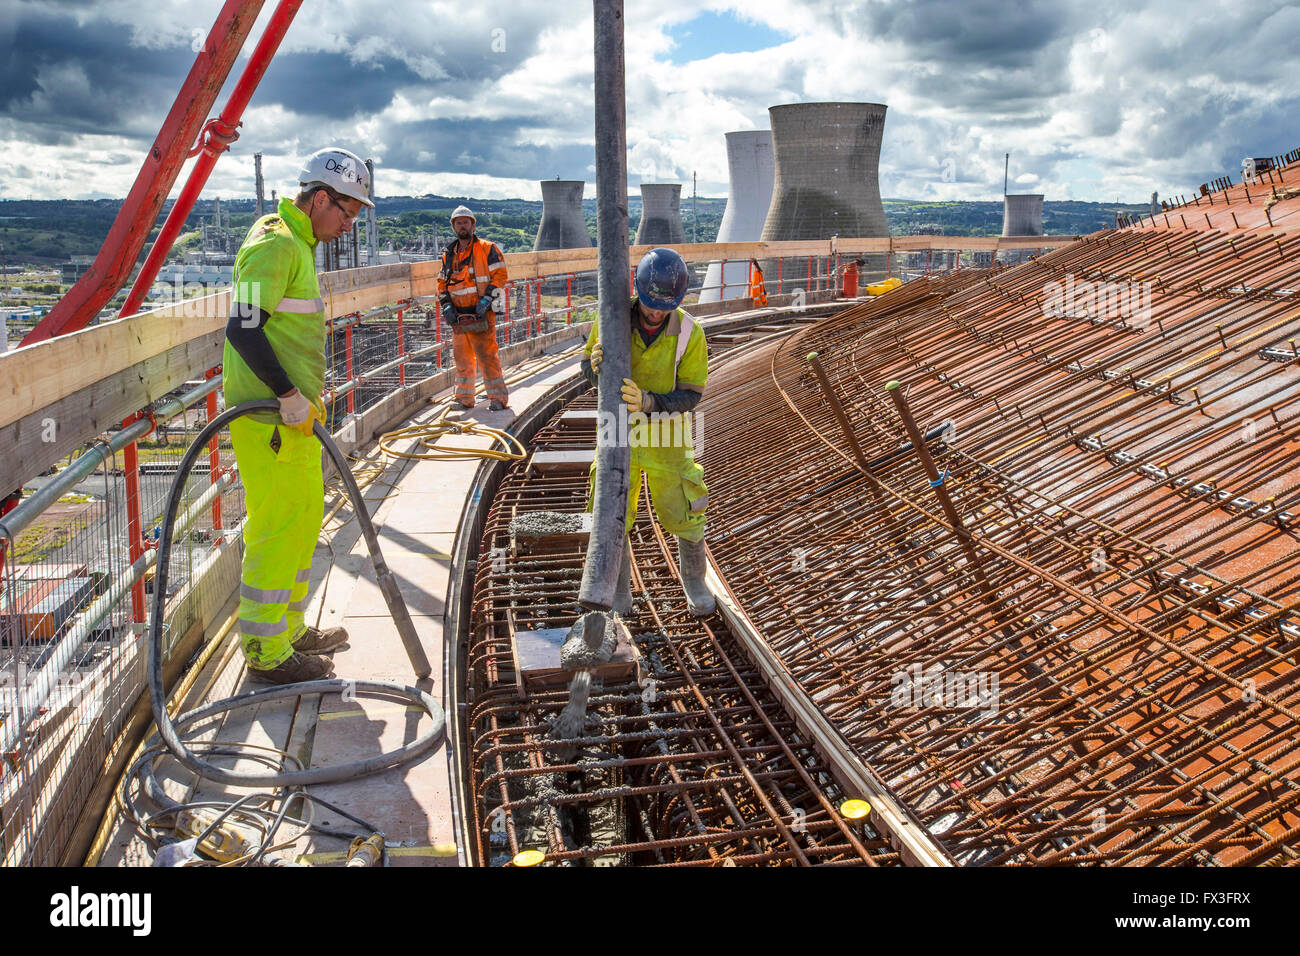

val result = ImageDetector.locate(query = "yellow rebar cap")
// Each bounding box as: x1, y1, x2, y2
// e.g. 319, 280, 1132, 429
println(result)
513, 849, 546, 867
840, 799, 872, 820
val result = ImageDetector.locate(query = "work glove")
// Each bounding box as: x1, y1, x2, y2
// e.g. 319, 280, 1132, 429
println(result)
589, 341, 603, 374
476, 295, 493, 318
441, 302, 457, 325
621, 378, 655, 415
278, 389, 322, 438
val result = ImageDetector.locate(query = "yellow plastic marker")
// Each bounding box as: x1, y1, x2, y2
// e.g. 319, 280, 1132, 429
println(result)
294, 843, 457, 865
513, 849, 546, 867
840, 799, 872, 820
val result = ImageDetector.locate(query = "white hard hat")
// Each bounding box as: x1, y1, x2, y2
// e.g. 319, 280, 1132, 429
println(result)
299, 147, 374, 208
451, 205, 476, 223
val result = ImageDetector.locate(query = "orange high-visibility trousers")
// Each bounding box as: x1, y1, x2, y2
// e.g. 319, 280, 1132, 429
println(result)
749, 267, 768, 307
451, 324, 509, 407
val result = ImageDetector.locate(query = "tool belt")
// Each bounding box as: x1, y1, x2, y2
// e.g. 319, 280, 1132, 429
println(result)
451, 311, 490, 334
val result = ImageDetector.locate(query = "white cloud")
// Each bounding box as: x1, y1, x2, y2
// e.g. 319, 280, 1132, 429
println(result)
3, 0, 1298, 206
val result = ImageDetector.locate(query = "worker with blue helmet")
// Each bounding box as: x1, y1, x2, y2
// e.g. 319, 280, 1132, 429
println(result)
581, 247, 715, 617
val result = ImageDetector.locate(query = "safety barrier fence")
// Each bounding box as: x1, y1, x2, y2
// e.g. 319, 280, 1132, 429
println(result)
1116, 146, 1300, 229
0, 233, 1073, 865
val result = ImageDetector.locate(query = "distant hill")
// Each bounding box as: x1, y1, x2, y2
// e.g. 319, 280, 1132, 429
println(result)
883, 199, 1146, 238
0, 194, 1154, 264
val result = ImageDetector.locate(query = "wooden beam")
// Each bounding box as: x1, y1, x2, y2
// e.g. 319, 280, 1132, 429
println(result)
0, 291, 230, 431
319, 262, 413, 316
0, 331, 224, 497
2, 263, 414, 433
3, 233, 1088, 442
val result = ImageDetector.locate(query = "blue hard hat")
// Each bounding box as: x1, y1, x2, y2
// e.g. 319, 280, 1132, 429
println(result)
635, 248, 689, 311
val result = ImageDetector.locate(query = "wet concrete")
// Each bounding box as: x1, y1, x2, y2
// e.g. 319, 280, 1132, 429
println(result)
509, 511, 588, 539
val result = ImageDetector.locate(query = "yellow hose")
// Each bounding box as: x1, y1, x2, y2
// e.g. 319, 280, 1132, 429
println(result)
379, 406, 527, 463
375, 344, 583, 464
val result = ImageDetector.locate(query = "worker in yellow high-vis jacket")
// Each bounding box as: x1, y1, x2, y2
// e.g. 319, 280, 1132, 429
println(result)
581, 248, 715, 618
222, 147, 373, 685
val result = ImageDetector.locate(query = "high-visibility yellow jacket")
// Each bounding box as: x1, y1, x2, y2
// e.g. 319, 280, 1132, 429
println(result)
436, 237, 508, 319
582, 300, 708, 466
223, 197, 324, 416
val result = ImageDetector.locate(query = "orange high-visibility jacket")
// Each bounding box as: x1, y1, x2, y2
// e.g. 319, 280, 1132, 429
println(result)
437, 237, 509, 317
749, 264, 768, 307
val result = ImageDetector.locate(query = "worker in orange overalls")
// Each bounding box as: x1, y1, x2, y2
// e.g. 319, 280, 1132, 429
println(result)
749, 258, 768, 308
437, 206, 510, 410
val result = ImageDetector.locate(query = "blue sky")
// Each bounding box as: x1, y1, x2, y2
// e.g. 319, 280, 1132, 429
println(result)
1, 0, 1297, 205
667, 12, 795, 60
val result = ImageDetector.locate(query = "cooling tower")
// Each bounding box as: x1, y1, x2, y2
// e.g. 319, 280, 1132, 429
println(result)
700, 131, 776, 304
760, 103, 889, 252
533, 180, 592, 251
1002, 194, 1044, 237
635, 184, 686, 246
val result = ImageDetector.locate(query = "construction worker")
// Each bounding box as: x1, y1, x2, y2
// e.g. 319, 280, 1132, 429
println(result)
222, 147, 374, 685
437, 206, 509, 410
581, 247, 715, 617
749, 258, 768, 308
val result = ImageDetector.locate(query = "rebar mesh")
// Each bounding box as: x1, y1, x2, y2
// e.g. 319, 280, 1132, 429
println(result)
700, 183, 1300, 865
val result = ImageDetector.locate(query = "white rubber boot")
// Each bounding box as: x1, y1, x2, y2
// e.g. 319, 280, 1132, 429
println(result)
677, 535, 716, 617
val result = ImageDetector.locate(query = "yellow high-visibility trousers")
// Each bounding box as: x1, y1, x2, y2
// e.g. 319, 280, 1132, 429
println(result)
229, 417, 324, 669
587, 444, 709, 544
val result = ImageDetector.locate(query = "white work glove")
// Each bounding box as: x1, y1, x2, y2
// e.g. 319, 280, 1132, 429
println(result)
278, 389, 322, 437
621, 378, 655, 415
589, 341, 603, 374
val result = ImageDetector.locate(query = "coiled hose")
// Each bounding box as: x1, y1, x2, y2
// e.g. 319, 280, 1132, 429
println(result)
147, 400, 443, 788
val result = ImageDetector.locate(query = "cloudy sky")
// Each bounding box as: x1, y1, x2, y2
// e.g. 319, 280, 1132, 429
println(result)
1, 0, 1297, 205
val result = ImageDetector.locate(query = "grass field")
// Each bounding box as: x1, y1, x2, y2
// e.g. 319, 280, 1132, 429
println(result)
12, 502, 92, 563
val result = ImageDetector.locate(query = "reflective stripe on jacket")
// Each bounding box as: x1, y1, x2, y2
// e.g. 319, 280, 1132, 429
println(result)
436, 237, 508, 316
223, 196, 325, 413
749, 265, 768, 306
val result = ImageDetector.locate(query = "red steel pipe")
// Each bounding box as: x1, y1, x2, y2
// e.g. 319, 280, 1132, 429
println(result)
397, 307, 407, 386
345, 323, 355, 415
122, 411, 149, 622
116, 0, 306, 322
436, 306, 444, 367
23, 0, 266, 344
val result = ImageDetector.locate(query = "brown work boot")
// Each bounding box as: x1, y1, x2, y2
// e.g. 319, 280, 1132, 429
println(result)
489, 401, 509, 411
246, 652, 335, 685
292, 625, 349, 655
